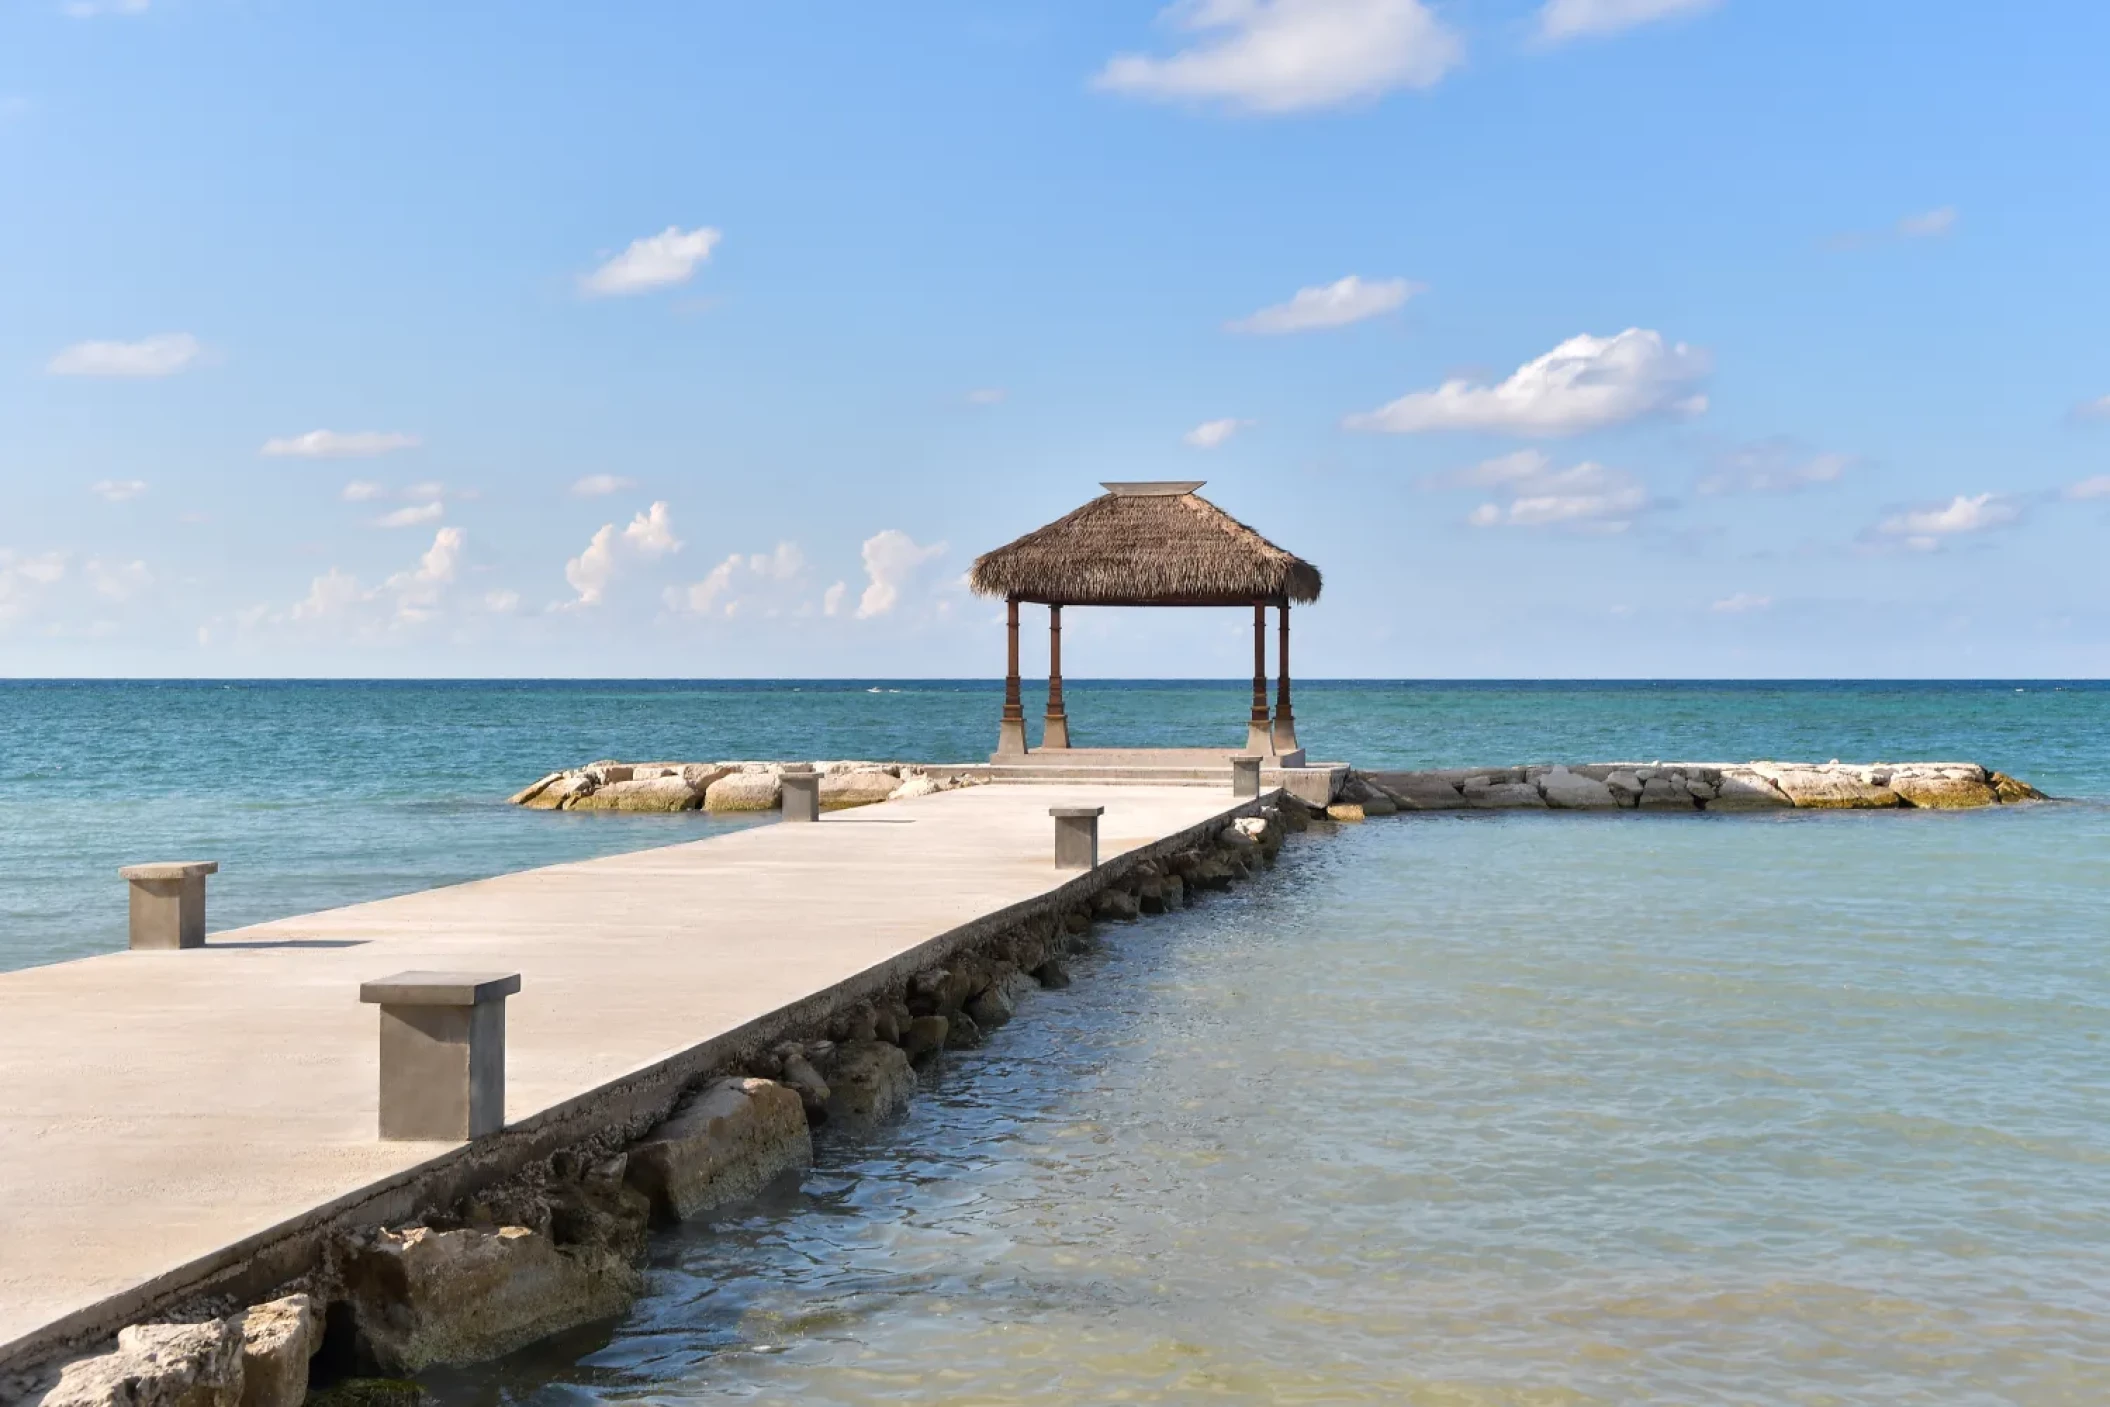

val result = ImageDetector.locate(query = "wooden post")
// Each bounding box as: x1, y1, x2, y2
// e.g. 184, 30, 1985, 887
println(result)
1272, 598, 1300, 757
1246, 600, 1272, 754
997, 596, 1028, 756
1043, 603, 1071, 749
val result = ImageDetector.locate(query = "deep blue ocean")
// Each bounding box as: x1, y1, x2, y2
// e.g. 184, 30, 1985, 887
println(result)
1, 678, 2101, 972
5, 678, 2109, 1401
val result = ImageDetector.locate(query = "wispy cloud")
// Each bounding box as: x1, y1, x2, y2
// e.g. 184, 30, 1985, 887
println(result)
1348, 328, 1709, 437
965, 388, 1008, 406
48, 333, 202, 378
256, 527, 466, 635
374, 502, 444, 529
581, 226, 722, 296
341, 481, 386, 502
262, 430, 420, 459
570, 473, 635, 497
1184, 417, 1253, 448
1870, 493, 2021, 551
61, 0, 149, 17
90, 479, 148, 502
664, 541, 808, 618
2063, 475, 2110, 501
0, 550, 68, 626
1829, 206, 1959, 251
1536, 0, 1716, 43
1711, 592, 1771, 614
1698, 441, 1853, 496
1095, 0, 1463, 114
1226, 275, 1421, 334
1428, 449, 1652, 532
2069, 394, 2110, 423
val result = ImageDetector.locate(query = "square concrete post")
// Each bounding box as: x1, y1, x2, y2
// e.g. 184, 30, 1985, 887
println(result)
1230, 754, 1262, 798
359, 971, 521, 1141
118, 862, 219, 950
781, 768, 821, 822
1049, 806, 1103, 870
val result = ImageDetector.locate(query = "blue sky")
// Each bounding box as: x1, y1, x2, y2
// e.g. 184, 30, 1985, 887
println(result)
3, 0, 2106, 678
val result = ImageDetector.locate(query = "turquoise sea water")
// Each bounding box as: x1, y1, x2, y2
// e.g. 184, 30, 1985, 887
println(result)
5, 679, 2107, 1401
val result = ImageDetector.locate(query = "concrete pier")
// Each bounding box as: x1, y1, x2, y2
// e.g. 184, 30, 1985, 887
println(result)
0, 783, 1253, 1372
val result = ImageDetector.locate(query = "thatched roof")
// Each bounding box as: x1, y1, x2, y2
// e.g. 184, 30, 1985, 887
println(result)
969, 482, 1322, 607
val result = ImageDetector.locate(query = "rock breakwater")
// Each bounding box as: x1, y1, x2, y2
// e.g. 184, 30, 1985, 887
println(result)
1349, 761, 2045, 813
508, 760, 969, 813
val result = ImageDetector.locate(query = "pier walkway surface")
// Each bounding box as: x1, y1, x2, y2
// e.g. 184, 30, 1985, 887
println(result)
0, 782, 1244, 1368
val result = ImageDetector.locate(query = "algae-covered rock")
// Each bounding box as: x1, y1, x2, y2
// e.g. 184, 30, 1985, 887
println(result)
824, 1041, 916, 1126
304, 1380, 423, 1407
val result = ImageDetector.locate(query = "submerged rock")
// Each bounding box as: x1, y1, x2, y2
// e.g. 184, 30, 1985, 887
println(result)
626, 1077, 812, 1221
899, 1014, 949, 1062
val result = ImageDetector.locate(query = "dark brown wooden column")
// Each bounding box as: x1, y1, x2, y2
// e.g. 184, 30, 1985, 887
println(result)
1043, 603, 1071, 749
997, 596, 1028, 756
1246, 599, 1272, 754
1271, 598, 1300, 757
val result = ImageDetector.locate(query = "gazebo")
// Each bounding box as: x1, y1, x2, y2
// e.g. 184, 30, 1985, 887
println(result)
968, 481, 1323, 762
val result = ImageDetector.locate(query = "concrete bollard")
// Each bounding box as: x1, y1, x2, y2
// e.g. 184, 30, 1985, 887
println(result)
118, 861, 219, 950
780, 768, 821, 823
1049, 806, 1103, 870
1229, 754, 1262, 798
358, 971, 521, 1141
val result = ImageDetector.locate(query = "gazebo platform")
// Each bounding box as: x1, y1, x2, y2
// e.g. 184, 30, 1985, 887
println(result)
965, 747, 1346, 808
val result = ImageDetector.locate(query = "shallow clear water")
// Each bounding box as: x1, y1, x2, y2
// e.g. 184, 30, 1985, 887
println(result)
426, 805, 2110, 1406
5, 679, 2108, 1401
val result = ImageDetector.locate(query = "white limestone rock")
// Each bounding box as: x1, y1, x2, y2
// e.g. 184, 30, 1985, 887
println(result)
234, 1295, 321, 1407
626, 1076, 813, 1221
1710, 767, 1792, 809
888, 772, 945, 801
1884, 762, 1997, 809
567, 775, 702, 812
704, 770, 783, 812
1747, 763, 1899, 809
819, 769, 899, 810
1538, 767, 1617, 809
342, 1224, 639, 1374
41, 1319, 244, 1407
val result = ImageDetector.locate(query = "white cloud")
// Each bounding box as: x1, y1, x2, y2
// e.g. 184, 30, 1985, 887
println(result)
290, 568, 364, 622
1346, 328, 1710, 437
2070, 395, 2110, 423
1094, 0, 1463, 113
1873, 493, 2021, 551
667, 540, 808, 617
91, 479, 148, 502
581, 226, 722, 296
1698, 443, 1853, 495
403, 481, 446, 501
2065, 475, 2110, 501
1897, 206, 1958, 239
561, 502, 680, 607
341, 481, 385, 502
384, 527, 462, 623
1184, 417, 1253, 448
564, 525, 620, 607
62, 0, 149, 17
966, 388, 1008, 406
856, 530, 946, 619
1536, 0, 1715, 43
375, 502, 444, 529
1711, 592, 1771, 614
822, 581, 848, 617
1226, 274, 1421, 334
260, 429, 420, 458
86, 558, 150, 601
1432, 449, 1651, 532
622, 501, 681, 556
484, 589, 521, 614
570, 473, 635, 497
48, 333, 202, 378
